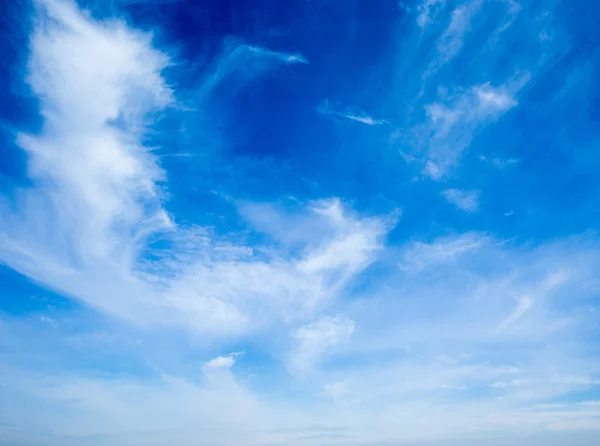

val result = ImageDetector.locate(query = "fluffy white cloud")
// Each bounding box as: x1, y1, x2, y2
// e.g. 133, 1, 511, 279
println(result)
203, 353, 240, 370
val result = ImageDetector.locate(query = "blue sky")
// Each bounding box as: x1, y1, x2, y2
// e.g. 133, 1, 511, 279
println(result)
1, 0, 600, 444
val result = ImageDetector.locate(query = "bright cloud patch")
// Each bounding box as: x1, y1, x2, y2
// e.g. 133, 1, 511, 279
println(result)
442, 188, 480, 212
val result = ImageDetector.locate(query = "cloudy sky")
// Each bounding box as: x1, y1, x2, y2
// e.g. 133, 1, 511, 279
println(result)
1, 0, 600, 445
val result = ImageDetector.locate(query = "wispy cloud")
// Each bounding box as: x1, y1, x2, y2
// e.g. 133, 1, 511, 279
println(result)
289, 316, 356, 375
419, 82, 522, 178
317, 100, 386, 125
493, 157, 520, 168
247, 45, 309, 64
496, 295, 534, 333
0, 1, 387, 340
1, 0, 599, 444
400, 232, 487, 272
434, 0, 484, 66
336, 234, 600, 423
392, 0, 540, 179
442, 188, 480, 212
4, 231, 600, 444
199, 41, 308, 99
417, 0, 447, 29
479, 155, 520, 168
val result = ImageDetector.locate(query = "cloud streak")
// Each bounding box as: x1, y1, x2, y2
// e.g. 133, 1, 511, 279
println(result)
317, 100, 386, 125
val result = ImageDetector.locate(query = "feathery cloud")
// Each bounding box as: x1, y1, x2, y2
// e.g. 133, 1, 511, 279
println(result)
420, 82, 522, 178
417, 0, 447, 29
1, 0, 599, 444
0, 0, 363, 339
317, 100, 386, 125
442, 188, 480, 212
290, 316, 356, 375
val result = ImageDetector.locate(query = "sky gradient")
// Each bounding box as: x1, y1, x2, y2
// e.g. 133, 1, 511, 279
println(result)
1, 0, 600, 445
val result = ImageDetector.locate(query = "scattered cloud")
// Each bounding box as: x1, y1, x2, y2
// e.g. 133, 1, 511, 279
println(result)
1, 0, 599, 445
7, 231, 600, 444
442, 188, 480, 212
0, 1, 380, 340
395, 0, 538, 179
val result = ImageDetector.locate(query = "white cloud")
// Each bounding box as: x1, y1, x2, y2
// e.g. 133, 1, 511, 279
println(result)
394, 0, 544, 179
39, 315, 57, 327
0, 1, 383, 339
351, 233, 599, 355
496, 295, 534, 333
479, 156, 520, 168
474, 84, 518, 110
2, 2, 600, 445
0, 363, 273, 445
493, 157, 520, 168
317, 100, 386, 125
417, 0, 447, 29
247, 45, 309, 64
418, 82, 522, 178
199, 42, 308, 98
3, 233, 600, 444
323, 236, 600, 438
203, 353, 240, 371
423, 159, 443, 179
442, 188, 480, 212
400, 232, 486, 272
434, 0, 483, 66
290, 316, 356, 375
157, 200, 389, 335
